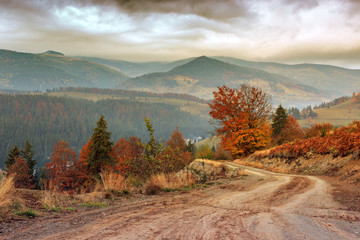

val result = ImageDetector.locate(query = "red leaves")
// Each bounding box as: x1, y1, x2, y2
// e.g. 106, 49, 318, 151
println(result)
45, 140, 90, 192
209, 85, 272, 157
270, 121, 360, 159
7, 156, 34, 189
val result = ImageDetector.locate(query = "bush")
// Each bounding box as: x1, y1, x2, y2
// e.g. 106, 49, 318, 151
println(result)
214, 145, 233, 160
269, 121, 360, 159
195, 145, 215, 160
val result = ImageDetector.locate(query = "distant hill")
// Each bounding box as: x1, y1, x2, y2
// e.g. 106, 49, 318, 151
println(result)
78, 56, 194, 77
119, 56, 324, 106
0, 50, 129, 91
215, 56, 360, 97
299, 97, 360, 127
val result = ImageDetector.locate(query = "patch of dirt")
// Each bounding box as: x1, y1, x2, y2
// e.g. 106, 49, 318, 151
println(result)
321, 176, 360, 212
1, 163, 360, 240
266, 176, 314, 206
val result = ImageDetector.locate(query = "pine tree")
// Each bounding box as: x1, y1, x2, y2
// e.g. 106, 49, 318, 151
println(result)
5, 145, 20, 170
21, 140, 36, 176
272, 105, 288, 136
87, 115, 114, 175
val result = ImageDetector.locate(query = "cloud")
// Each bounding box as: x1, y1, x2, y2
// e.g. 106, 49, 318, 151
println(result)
0, 0, 360, 68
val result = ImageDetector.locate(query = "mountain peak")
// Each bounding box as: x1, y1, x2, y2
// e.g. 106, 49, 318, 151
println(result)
42, 50, 64, 56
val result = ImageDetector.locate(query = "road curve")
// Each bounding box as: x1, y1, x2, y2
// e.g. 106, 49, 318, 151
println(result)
3, 163, 360, 240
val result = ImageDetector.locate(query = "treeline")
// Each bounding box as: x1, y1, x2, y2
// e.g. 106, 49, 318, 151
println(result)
0, 94, 211, 169
46, 87, 207, 103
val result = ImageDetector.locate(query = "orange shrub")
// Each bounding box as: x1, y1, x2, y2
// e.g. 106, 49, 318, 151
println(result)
269, 121, 360, 160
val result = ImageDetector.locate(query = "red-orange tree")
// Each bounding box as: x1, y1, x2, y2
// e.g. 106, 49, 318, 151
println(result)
8, 156, 34, 189
45, 140, 89, 192
209, 85, 272, 157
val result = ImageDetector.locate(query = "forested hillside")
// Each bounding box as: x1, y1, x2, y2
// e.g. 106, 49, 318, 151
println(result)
78, 56, 194, 77
0, 50, 129, 91
0, 94, 211, 168
215, 56, 360, 97
120, 56, 324, 106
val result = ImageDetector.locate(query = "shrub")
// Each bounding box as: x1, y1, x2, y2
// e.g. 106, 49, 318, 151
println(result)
214, 145, 233, 160
195, 145, 215, 160
269, 121, 360, 159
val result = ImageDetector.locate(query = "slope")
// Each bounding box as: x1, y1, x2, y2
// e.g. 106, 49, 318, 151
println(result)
215, 56, 360, 97
0, 50, 129, 91
299, 98, 360, 127
78, 56, 194, 77
120, 56, 324, 106
0, 93, 211, 168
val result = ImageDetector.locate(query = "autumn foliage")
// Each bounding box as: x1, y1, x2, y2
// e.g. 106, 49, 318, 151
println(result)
45, 141, 90, 192
209, 85, 272, 157
269, 121, 360, 160
7, 156, 34, 189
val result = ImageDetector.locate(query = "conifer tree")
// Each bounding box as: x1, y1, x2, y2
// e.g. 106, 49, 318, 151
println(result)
21, 140, 36, 176
87, 115, 114, 175
272, 105, 288, 136
5, 145, 20, 170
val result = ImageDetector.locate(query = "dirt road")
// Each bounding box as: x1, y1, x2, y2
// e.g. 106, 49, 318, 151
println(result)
2, 163, 360, 240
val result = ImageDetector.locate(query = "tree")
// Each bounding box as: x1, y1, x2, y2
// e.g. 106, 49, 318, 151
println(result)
7, 156, 34, 189
272, 105, 288, 136
79, 138, 92, 165
278, 116, 304, 143
21, 140, 36, 177
5, 145, 20, 170
166, 126, 186, 151
208, 85, 272, 157
87, 115, 114, 175
45, 140, 89, 192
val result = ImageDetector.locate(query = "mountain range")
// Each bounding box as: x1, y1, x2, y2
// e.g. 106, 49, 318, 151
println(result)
2, 49, 360, 107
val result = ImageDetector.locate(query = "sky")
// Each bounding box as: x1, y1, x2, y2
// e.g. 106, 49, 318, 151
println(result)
0, 0, 360, 68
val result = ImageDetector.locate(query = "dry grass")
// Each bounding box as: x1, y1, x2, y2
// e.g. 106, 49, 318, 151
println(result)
0, 175, 17, 213
237, 170, 249, 176
100, 172, 128, 192
40, 190, 71, 210
146, 171, 196, 194
234, 160, 264, 169
196, 159, 226, 168
74, 183, 104, 203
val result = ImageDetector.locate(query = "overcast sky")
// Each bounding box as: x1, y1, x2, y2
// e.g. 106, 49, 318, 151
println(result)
0, 0, 360, 68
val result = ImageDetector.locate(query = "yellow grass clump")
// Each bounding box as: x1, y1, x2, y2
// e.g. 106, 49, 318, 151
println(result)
100, 171, 127, 192
146, 171, 196, 194
0, 175, 16, 211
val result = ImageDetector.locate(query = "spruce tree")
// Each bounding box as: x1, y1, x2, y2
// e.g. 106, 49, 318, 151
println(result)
87, 115, 114, 175
21, 140, 36, 176
5, 145, 20, 170
272, 104, 288, 136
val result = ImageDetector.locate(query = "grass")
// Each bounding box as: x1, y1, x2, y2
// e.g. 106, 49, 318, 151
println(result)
145, 171, 196, 195
299, 98, 360, 127
15, 209, 37, 218
0, 175, 18, 215
40, 189, 70, 211
81, 202, 108, 207
100, 171, 128, 193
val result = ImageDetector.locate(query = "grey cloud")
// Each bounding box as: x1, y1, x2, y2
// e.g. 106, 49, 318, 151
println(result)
280, 0, 320, 12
